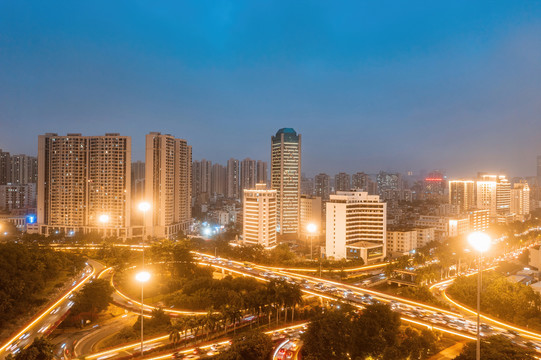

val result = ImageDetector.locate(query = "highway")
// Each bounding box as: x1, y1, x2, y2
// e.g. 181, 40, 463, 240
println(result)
0, 262, 99, 360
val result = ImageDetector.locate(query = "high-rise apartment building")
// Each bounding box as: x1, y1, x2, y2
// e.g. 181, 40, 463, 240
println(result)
144, 132, 192, 238
334, 172, 351, 192
476, 174, 510, 220
449, 180, 475, 213
256, 160, 268, 186
226, 158, 240, 199
271, 128, 301, 237
352, 172, 377, 194
314, 173, 331, 201
10, 154, 38, 185
300, 175, 314, 195
325, 190, 386, 261
241, 158, 257, 193
0, 183, 36, 211
242, 183, 277, 248
37, 133, 131, 237
192, 159, 212, 200
511, 181, 530, 218
0, 149, 11, 185
377, 172, 403, 200
211, 163, 227, 196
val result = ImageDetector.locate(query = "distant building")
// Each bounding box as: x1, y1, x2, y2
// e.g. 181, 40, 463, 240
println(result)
10, 154, 38, 185
241, 158, 257, 193
377, 172, 403, 201
0, 183, 36, 211
226, 158, 240, 199
131, 161, 145, 226
256, 160, 268, 186
476, 174, 510, 221
449, 180, 475, 213
37, 133, 132, 238
334, 172, 351, 192
352, 172, 377, 195
511, 180, 530, 220
325, 190, 386, 261
243, 183, 277, 248
386, 227, 435, 256
300, 174, 314, 195
314, 173, 331, 201
299, 195, 322, 240
271, 128, 301, 238
211, 163, 227, 196
144, 132, 192, 239
0, 149, 11, 185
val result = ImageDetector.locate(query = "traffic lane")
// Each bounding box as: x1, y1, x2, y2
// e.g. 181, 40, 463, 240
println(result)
0, 264, 97, 359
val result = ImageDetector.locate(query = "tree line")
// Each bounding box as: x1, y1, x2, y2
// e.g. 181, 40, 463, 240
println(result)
0, 243, 84, 329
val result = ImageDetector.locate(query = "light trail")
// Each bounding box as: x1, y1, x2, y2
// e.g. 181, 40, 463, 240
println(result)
0, 264, 96, 353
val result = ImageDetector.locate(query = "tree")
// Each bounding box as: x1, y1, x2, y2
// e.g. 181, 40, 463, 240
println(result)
215, 329, 273, 360
350, 303, 401, 359
454, 335, 536, 360
6, 337, 54, 360
301, 310, 353, 360
72, 279, 114, 320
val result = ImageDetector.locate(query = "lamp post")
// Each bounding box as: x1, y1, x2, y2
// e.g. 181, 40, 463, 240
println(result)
138, 202, 151, 266
135, 271, 151, 357
307, 223, 317, 261
467, 232, 491, 360
98, 214, 109, 238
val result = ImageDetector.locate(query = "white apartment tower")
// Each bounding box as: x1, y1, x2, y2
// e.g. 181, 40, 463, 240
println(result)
145, 132, 192, 239
511, 181, 530, 217
37, 133, 131, 237
449, 180, 475, 213
476, 174, 510, 220
243, 183, 277, 248
326, 190, 386, 260
271, 128, 301, 238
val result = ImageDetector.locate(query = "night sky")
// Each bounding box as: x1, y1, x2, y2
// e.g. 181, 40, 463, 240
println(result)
1, 1, 540, 177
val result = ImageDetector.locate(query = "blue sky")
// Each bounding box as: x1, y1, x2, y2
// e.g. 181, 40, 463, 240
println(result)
1, 1, 540, 177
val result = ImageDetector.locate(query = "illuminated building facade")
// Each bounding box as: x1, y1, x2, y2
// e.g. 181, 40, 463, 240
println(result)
145, 132, 192, 239
449, 180, 475, 212
37, 133, 131, 237
271, 128, 301, 238
242, 183, 277, 248
325, 190, 386, 261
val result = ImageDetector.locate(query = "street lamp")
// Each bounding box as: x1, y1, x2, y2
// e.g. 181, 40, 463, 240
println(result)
468, 231, 491, 360
307, 223, 317, 261
135, 271, 151, 357
99, 214, 109, 238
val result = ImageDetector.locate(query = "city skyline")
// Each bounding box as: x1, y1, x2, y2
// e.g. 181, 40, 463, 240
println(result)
1, 2, 541, 176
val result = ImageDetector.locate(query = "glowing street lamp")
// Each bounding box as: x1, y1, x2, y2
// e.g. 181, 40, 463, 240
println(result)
135, 271, 151, 357
467, 232, 491, 360
98, 214, 110, 224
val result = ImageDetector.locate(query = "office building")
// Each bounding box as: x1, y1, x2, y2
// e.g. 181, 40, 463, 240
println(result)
242, 183, 277, 248
144, 132, 192, 239
449, 180, 476, 212
271, 128, 301, 237
325, 190, 386, 262
37, 133, 131, 238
